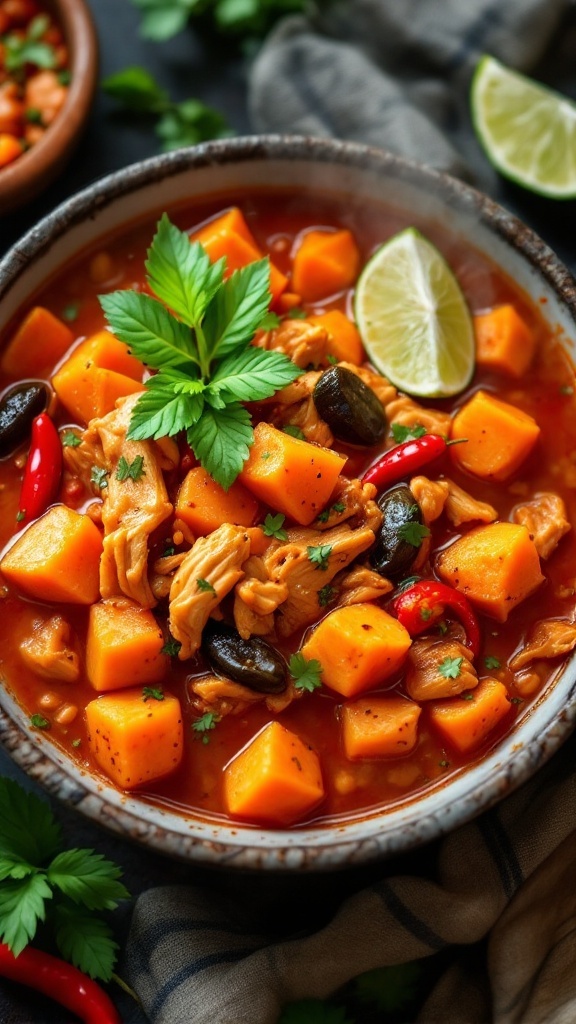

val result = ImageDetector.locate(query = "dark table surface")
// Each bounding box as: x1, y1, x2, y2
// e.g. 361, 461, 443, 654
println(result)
2, 2, 576, 1021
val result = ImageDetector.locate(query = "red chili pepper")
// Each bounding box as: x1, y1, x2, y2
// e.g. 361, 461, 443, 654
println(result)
18, 413, 62, 525
362, 434, 465, 489
392, 579, 481, 658
0, 943, 121, 1024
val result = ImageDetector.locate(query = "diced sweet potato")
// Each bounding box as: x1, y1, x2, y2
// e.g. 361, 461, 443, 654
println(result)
291, 229, 360, 302
86, 599, 168, 692
0, 505, 103, 604
223, 720, 324, 826
436, 522, 544, 622
175, 466, 260, 536
474, 305, 537, 377
450, 389, 540, 481
308, 310, 364, 365
301, 603, 412, 697
192, 207, 288, 301
1, 306, 74, 376
341, 695, 421, 759
53, 347, 144, 425
86, 688, 183, 789
239, 421, 346, 526
71, 329, 145, 379
428, 676, 512, 753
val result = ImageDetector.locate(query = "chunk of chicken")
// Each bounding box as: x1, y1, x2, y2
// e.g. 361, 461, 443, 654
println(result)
20, 616, 80, 683
169, 524, 251, 659
189, 674, 298, 718
509, 618, 576, 670
443, 478, 498, 527
233, 555, 288, 639
512, 493, 571, 559
83, 395, 173, 607
336, 565, 393, 606
256, 319, 330, 368
268, 367, 333, 446
409, 476, 449, 525
315, 477, 382, 532
405, 635, 478, 701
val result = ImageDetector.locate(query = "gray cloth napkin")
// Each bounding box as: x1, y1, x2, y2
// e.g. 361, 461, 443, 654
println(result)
126, 2, 576, 1022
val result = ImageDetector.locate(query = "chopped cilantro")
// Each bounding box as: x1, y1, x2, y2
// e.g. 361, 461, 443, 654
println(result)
317, 584, 336, 608
307, 544, 332, 571
282, 425, 306, 440
391, 422, 426, 443
289, 653, 322, 692
396, 521, 430, 547
161, 637, 182, 657
115, 455, 146, 482
484, 655, 501, 670
262, 512, 288, 541
61, 430, 82, 448
192, 712, 219, 744
287, 307, 307, 320
196, 578, 216, 595
142, 687, 164, 701
90, 466, 109, 490
460, 692, 474, 701
29, 714, 50, 729
326, 354, 338, 365
438, 656, 463, 679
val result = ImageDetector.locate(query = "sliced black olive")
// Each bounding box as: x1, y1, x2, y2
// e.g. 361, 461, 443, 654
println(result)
370, 483, 425, 579
202, 620, 287, 694
313, 366, 387, 446
0, 381, 51, 458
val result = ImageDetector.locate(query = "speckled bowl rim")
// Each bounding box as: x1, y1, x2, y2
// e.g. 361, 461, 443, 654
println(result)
2, 135, 576, 871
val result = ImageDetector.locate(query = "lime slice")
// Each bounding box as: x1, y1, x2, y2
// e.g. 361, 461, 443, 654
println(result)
471, 55, 576, 199
354, 227, 474, 398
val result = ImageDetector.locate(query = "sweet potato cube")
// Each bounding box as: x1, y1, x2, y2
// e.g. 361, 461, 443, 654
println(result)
428, 677, 511, 753
223, 721, 324, 826
53, 354, 144, 425
86, 688, 183, 790
192, 207, 288, 301
175, 466, 260, 536
86, 599, 168, 692
474, 305, 537, 377
301, 604, 412, 697
450, 389, 540, 481
436, 522, 544, 622
291, 229, 360, 302
0, 505, 102, 604
308, 310, 364, 365
1, 306, 74, 376
73, 329, 145, 380
239, 421, 346, 526
342, 696, 421, 759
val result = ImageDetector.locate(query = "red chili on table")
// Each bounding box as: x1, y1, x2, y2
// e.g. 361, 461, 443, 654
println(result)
17, 412, 63, 525
0, 943, 121, 1024
391, 579, 481, 658
361, 434, 466, 489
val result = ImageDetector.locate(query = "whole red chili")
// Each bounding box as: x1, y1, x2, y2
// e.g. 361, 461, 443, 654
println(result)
392, 579, 481, 658
17, 412, 63, 525
362, 434, 466, 489
0, 943, 121, 1024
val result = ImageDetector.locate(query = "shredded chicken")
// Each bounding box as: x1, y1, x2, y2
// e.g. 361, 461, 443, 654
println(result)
272, 370, 322, 406
315, 477, 382, 532
233, 555, 288, 639
271, 394, 334, 447
405, 634, 478, 701
169, 524, 251, 659
256, 318, 331, 369
82, 395, 173, 607
509, 618, 576, 670
409, 476, 449, 525
150, 551, 188, 601
189, 673, 298, 718
336, 565, 393, 606
512, 492, 571, 559
443, 478, 498, 527
20, 616, 80, 683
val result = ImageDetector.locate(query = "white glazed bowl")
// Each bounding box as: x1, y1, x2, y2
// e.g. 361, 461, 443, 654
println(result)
1, 136, 576, 870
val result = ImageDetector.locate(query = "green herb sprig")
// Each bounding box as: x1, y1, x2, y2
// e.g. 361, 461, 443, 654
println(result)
99, 214, 301, 490
289, 653, 322, 692
2, 15, 57, 74
129, 0, 313, 43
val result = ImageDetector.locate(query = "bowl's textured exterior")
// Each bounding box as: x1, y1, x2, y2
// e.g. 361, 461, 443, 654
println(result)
1, 136, 576, 870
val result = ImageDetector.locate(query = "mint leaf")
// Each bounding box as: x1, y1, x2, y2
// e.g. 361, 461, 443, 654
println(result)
289, 653, 322, 693
202, 258, 272, 359
146, 214, 224, 326
99, 289, 197, 369
192, 711, 219, 744
102, 65, 168, 111
0, 779, 61, 868
53, 902, 119, 981
0, 875, 52, 956
209, 346, 300, 403
47, 849, 129, 911
187, 401, 253, 490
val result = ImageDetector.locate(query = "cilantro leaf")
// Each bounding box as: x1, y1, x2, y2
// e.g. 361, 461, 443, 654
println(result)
208, 346, 299, 403
156, 100, 231, 150
100, 289, 198, 369
283, 424, 305, 440
202, 258, 273, 359
259, 311, 281, 331
307, 544, 332, 571
289, 653, 322, 692
47, 849, 129, 911
484, 655, 501, 670
146, 214, 224, 326
0, 779, 61, 870
262, 513, 288, 541
196, 578, 216, 595
187, 401, 253, 490
116, 454, 146, 482
90, 466, 109, 491
396, 521, 430, 547
192, 712, 219, 743
29, 713, 50, 729
438, 656, 463, 679
53, 902, 119, 981
317, 584, 336, 608
287, 307, 307, 320
102, 65, 168, 112
143, 686, 165, 701
0, 875, 52, 956
391, 422, 426, 443
61, 430, 82, 447
161, 637, 181, 656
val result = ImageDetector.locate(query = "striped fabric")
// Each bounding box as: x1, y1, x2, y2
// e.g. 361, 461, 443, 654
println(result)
125, 1, 576, 1021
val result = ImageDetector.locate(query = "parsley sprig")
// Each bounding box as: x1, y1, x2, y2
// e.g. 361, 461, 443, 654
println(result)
100, 214, 301, 489
0, 779, 129, 980
289, 653, 323, 692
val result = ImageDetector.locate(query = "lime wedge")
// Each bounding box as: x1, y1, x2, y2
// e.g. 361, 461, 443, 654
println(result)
471, 55, 576, 199
354, 227, 474, 398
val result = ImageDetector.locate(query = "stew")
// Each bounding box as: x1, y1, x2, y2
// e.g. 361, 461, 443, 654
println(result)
1, 190, 575, 829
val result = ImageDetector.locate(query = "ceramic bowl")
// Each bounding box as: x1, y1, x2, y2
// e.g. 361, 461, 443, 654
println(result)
1, 136, 576, 870
0, 0, 98, 214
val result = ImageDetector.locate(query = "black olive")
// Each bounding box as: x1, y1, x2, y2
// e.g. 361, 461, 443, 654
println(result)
313, 366, 387, 446
202, 620, 287, 694
370, 484, 425, 579
0, 381, 51, 458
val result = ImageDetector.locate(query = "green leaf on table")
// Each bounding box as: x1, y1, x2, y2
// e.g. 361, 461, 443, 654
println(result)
0, 875, 52, 956
102, 65, 168, 112
131, 0, 197, 41
47, 849, 130, 910
53, 902, 119, 981
0, 778, 62, 868
156, 100, 231, 151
